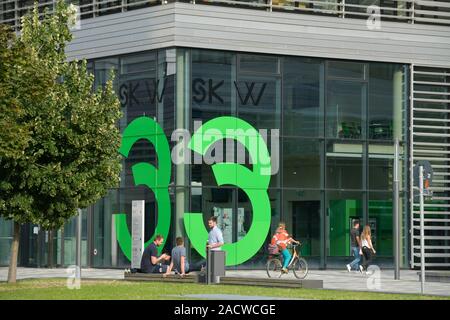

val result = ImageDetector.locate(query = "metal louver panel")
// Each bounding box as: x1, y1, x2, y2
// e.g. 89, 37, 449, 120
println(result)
410, 65, 450, 268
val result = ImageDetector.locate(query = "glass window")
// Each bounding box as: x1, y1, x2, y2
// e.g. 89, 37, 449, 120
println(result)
0, 218, 13, 266
119, 52, 157, 124
190, 132, 279, 188
94, 58, 118, 91
92, 190, 118, 267
239, 54, 279, 74
326, 80, 367, 140
328, 61, 365, 79
123, 138, 158, 188
369, 63, 404, 141
237, 75, 281, 130
158, 49, 176, 137
283, 138, 322, 189
187, 187, 234, 266
191, 137, 234, 187
63, 209, 88, 267
326, 140, 363, 190
191, 50, 235, 126
368, 192, 393, 259
369, 157, 392, 191
283, 57, 324, 137
79, 48, 411, 269
239, 189, 281, 269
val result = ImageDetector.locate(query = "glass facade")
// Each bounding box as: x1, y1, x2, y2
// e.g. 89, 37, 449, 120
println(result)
0, 48, 408, 269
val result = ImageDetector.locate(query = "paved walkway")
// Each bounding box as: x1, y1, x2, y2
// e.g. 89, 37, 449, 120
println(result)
1, 267, 449, 297
226, 270, 450, 297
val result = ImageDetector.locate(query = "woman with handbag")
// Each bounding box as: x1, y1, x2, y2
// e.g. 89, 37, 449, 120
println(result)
359, 224, 376, 274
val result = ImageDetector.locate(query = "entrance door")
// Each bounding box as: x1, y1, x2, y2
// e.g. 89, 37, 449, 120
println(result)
325, 191, 364, 268
292, 201, 321, 257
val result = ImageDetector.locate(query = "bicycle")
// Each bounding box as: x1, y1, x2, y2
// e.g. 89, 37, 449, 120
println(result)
266, 243, 308, 279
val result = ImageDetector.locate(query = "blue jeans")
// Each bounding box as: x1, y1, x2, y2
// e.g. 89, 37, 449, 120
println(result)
281, 249, 292, 269
349, 246, 361, 270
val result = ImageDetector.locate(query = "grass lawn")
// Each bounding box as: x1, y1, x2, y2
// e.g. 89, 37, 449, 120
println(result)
0, 278, 448, 300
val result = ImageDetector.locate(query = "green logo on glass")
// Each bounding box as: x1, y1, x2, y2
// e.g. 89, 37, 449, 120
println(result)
115, 117, 171, 258
115, 116, 272, 266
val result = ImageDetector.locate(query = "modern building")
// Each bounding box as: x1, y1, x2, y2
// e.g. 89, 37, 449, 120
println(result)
1, 0, 449, 270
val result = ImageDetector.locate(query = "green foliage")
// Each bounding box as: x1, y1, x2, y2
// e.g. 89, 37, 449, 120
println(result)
0, 25, 38, 160
0, 0, 122, 229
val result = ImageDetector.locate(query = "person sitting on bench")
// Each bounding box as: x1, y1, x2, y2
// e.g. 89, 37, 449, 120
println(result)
164, 237, 189, 277
140, 234, 171, 273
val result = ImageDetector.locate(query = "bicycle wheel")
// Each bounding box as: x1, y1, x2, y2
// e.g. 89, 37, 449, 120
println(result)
292, 257, 308, 279
266, 258, 283, 278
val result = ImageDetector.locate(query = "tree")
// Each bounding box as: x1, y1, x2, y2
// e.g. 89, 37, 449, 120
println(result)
0, 0, 122, 283
0, 27, 30, 160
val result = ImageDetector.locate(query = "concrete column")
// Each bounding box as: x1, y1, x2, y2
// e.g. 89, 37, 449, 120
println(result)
392, 67, 404, 268
175, 49, 189, 238
393, 68, 403, 142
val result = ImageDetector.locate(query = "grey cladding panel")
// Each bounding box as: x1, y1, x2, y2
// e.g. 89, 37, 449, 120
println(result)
67, 3, 450, 67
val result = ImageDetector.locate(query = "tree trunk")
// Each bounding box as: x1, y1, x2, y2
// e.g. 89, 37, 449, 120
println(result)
7, 221, 21, 283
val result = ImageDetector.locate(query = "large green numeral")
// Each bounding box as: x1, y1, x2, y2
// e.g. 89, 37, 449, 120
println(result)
184, 116, 272, 266
115, 117, 171, 259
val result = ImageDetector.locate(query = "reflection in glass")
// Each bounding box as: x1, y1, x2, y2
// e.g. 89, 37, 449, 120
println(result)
119, 52, 157, 124
92, 190, 118, 267
239, 189, 281, 269
192, 50, 235, 125
328, 60, 364, 79
188, 187, 234, 267
369, 63, 405, 141
326, 191, 363, 258
369, 157, 392, 191
326, 81, 366, 140
239, 54, 279, 74
237, 75, 281, 130
0, 218, 13, 266
283, 138, 321, 188
283, 57, 323, 137
326, 140, 363, 190
368, 192, 393, 259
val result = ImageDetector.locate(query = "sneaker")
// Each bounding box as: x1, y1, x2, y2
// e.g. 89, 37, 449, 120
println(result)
359, 265, 364, 273
281, 268, 288, 274
346, 264, 351, 272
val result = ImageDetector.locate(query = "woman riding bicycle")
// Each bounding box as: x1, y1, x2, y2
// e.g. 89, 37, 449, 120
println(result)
271, 222, 300, 273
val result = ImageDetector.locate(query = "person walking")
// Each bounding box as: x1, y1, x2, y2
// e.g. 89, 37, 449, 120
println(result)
346, 219, 361, 272
359, 224, 376, 274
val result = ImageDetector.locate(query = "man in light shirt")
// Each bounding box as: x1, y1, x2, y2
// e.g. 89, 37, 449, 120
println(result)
207, 216, 224, 251
189, 216, 224, 272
